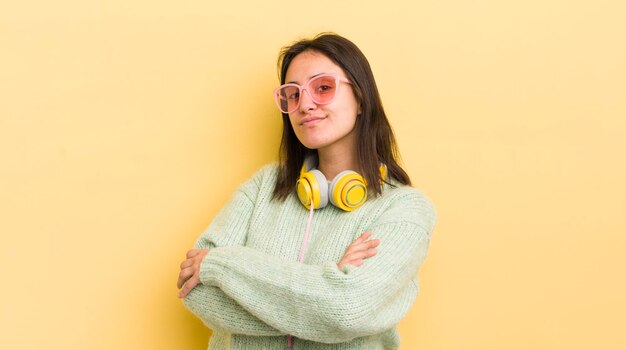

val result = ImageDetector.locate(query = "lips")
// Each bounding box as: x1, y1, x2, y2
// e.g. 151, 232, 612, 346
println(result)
300, 116, 325, 126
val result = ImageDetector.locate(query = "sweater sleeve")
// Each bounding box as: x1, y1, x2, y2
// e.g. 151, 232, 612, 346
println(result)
182, 166, 284, 336
198, 190, 436, 343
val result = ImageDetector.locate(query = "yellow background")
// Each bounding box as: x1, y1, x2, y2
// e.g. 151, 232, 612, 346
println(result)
1, 1, 625, 349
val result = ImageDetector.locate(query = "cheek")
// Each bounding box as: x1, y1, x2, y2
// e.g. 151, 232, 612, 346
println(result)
337, 92, 360, 120
336, 105, 359, 129
287, 116, 307, 142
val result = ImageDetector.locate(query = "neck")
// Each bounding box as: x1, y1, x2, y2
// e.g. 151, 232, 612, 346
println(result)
316, 148, 359, 180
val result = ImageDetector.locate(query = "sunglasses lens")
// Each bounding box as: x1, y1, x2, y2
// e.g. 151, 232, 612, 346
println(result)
308, 75, 338, 104
277, 85, 300, 113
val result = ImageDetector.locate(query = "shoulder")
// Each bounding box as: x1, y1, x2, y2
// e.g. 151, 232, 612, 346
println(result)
373, 184, 437, 234
247, 162, 280, 184
383, 184, 434, 211
236, 162, 280, 200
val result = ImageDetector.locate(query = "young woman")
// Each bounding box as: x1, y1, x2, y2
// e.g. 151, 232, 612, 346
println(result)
177, 33, 436, 350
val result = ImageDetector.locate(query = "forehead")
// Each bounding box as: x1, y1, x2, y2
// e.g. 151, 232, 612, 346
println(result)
285, 51, 345, 83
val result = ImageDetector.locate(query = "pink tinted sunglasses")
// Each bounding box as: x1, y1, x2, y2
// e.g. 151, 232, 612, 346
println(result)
273, 73, 352, 114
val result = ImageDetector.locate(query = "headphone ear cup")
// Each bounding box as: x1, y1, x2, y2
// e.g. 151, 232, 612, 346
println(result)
309, 169, 329, 208
296, 169, 329, 209
329, 170, 368, 211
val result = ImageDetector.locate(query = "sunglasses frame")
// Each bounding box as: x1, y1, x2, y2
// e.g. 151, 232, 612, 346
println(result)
273, 73, 352, 114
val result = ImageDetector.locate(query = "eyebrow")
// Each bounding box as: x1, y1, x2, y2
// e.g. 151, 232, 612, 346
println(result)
286, 72, 327, 85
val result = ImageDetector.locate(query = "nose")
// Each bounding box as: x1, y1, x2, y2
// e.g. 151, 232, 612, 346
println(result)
298, 88, 317, 113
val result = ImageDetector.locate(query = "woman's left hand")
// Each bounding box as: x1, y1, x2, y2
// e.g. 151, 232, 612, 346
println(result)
177, 249, 209, 298
337, 231, 379, 270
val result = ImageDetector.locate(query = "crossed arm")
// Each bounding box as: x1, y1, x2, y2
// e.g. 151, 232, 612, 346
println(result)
177, 231, 379, 298
176, 231, 379, 338
175, 169, 381, 338
175, 168, 434, 342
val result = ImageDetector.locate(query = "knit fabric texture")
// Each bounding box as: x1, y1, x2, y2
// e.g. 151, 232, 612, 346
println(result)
183, 163, 436, 349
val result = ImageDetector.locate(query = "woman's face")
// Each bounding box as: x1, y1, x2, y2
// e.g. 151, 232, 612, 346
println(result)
285, 51, 360, 153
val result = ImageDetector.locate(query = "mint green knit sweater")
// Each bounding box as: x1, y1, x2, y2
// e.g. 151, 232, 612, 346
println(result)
183, 164, 436, 349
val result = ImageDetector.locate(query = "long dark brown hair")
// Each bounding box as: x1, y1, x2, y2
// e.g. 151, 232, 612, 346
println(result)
272, 33, 411, 200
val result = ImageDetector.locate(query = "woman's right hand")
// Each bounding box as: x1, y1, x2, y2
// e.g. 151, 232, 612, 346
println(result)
177, 248, 209, 298
337, 231, 380, 270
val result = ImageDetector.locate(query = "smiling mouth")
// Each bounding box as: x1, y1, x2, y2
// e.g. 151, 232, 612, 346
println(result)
300, 116, 325, 126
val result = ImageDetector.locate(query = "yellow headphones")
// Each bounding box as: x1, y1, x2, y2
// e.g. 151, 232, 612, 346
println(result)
296, 157, 388, 212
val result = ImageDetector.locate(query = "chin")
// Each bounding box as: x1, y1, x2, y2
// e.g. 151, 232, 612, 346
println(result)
302, 137, 336, 150
295, 134, 331, 150
300, 142, 326, 150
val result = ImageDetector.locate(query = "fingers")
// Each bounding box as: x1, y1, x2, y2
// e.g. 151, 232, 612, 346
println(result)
178, 276, 199, 298
338, 232, 380, 270
342, 248, 378, 263
180, 258, 193, 270
354, 231, 371, 244
186, 249, 202, 258
344, 238, 379, 255
177, 257, 196, 288
177, 266, 194, 289
177, 249, 209, 293
337, 248, 377, 270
